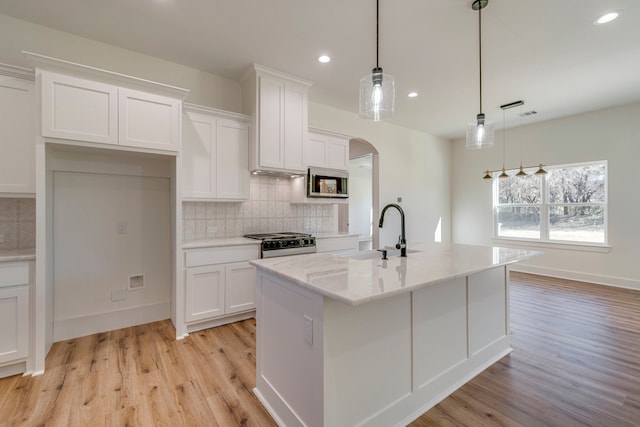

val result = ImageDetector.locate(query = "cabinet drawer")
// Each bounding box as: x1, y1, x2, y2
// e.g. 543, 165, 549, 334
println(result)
185, 245, 260, 267
0, 262, 29, 288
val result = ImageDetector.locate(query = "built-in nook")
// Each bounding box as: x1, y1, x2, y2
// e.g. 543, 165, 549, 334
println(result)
43, 145, 177, 343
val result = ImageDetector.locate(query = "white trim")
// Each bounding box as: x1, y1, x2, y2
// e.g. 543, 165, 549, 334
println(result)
53, 302, 170, 342
492, 238, 611, 253
0, 63, 34, 81
24, 51, 189, 99
510, 264, 640, 291
183, 102, 250, 123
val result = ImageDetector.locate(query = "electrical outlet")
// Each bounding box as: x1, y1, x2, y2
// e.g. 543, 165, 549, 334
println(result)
303, 315, 313, 345
111, 289, 127, 302
116, 221, 128, 235
207, 226, 217, 234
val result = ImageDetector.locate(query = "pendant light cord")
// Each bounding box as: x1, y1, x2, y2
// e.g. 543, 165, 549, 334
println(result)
478, 3, 483, 115
376, 0, 380, 68
502, 109, 506, 169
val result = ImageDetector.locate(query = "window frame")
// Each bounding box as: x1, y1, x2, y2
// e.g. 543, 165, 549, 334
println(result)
492, 160, 609, 249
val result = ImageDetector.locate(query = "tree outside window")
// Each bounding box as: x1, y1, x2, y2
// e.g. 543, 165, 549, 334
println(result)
494, 161, 607, 244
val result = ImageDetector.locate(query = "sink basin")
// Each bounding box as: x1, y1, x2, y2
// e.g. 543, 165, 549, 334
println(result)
339, 248, 422, 260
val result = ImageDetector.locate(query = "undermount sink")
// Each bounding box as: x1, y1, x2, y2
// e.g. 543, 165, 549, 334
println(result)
340, 248, 422, 260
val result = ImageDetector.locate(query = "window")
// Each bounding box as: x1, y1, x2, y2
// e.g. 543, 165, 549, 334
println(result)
494, 161, 607, 245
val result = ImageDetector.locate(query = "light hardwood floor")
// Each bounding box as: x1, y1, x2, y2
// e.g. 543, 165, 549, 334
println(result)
1, 272, 639, 426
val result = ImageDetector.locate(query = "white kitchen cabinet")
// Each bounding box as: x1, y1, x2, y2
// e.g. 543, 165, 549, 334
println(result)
41, 70, 181, 152
118, 87, 180, 151
307, 128, 349, 171
182, 105, 250, 200
0, 262, 30, 370
225, 261, 256, 314
243, 64, 311, 174
183, 244, 259, 332
41, 71, 118, 145
0, 69, 35, 195
185, 264, 225, 323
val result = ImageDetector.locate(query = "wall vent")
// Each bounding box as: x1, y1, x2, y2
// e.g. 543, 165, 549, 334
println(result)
520, 110, 538, 117
128, 274, 145, 290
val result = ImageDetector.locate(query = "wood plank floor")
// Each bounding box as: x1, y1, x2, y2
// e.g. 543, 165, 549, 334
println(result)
1, 272, 639, 426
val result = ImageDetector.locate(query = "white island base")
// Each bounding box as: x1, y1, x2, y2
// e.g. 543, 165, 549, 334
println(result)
254, 264, 511, 427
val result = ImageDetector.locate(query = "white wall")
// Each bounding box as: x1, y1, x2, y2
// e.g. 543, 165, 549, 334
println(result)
452, 102, 640, 289
0, 14, 241, 112
348, 156, 373, 242
309, 102, 452, 248
51, 155, 172, 340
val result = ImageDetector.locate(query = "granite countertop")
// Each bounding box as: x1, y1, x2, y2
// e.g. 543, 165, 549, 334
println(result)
0, 248, 36, 262
251, 243, 541, 306
182, 237, 261, 250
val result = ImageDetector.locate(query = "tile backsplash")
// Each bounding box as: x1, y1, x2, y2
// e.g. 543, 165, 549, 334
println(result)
183, 175, 337, 241
0, 198, 36, 250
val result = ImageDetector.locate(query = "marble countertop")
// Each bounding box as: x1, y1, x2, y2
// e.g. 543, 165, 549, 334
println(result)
0, 248, 36, 262
313, 232, 359, 239
183, 237, 261, 249
251, 243, 541, 306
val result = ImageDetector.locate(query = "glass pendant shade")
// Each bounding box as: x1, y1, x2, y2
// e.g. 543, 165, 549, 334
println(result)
466, 113, 495, 149
359, 67, 395, 121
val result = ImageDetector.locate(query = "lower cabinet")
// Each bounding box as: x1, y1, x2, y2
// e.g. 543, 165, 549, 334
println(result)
184, 245, 259, 331
0, 261, 31, 376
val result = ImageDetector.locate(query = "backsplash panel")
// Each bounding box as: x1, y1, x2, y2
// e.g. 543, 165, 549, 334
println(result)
183, 175, 337, 241
0, 198, 36, 250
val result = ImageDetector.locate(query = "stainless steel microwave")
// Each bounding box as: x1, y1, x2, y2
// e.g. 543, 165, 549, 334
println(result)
307, 167, 349, 198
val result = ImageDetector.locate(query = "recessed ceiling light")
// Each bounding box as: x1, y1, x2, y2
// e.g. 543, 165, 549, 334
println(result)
318, 55, 331, 63
408, 92, 418, 98
594, 11, 620, 25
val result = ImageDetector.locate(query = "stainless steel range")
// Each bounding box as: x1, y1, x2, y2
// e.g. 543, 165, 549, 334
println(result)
244, 232, 316, 258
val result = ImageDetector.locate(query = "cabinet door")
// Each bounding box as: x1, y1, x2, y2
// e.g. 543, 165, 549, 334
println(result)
216, 119, 249, 200
307, 132, 328, 168
0, 77, 35, 194
326, 136, 349, 170
118, 88, 180, 151
258, 76, 284, 169
185, 265, 226, 322
283, 83, 307, 172
225, 261, 256, 314
182, 112, 216, 198
0, 285, 29, 364
41, 71, 118, 145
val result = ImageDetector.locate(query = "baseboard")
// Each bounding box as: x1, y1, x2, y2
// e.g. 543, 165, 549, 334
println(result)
186, 310, 255, 334
510, 265, 640, 291
53, 301, 170, 342
0, 361, 27, 379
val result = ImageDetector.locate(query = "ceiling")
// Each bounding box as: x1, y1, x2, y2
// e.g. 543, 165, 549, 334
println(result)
1, 0, 638, 140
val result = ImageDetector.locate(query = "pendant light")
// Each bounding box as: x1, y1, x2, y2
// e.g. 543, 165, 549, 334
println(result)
359, 0, 395, 121
466, 0, 495, 149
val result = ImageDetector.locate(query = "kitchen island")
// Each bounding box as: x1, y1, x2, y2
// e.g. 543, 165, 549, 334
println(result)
251, 243, 539, 427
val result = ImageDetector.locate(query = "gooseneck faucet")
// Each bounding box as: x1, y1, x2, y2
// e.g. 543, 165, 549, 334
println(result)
379, 203, 407, 257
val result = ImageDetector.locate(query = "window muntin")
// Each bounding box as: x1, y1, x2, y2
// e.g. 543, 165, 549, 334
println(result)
494, 161, 607, 245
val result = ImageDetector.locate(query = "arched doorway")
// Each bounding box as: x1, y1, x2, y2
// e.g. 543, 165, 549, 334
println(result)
338, 138, 379, 250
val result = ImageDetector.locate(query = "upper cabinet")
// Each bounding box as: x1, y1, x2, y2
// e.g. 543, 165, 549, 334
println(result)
41, 71, 181, 152
307, 128, 349, 171
28, 52, 188, 154
182, 104, 250, 201
243, 64, 311, 174
0, 65, 35, 195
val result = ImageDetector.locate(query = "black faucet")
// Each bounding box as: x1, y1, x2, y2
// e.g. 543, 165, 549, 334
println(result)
378, 203, 406, 257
